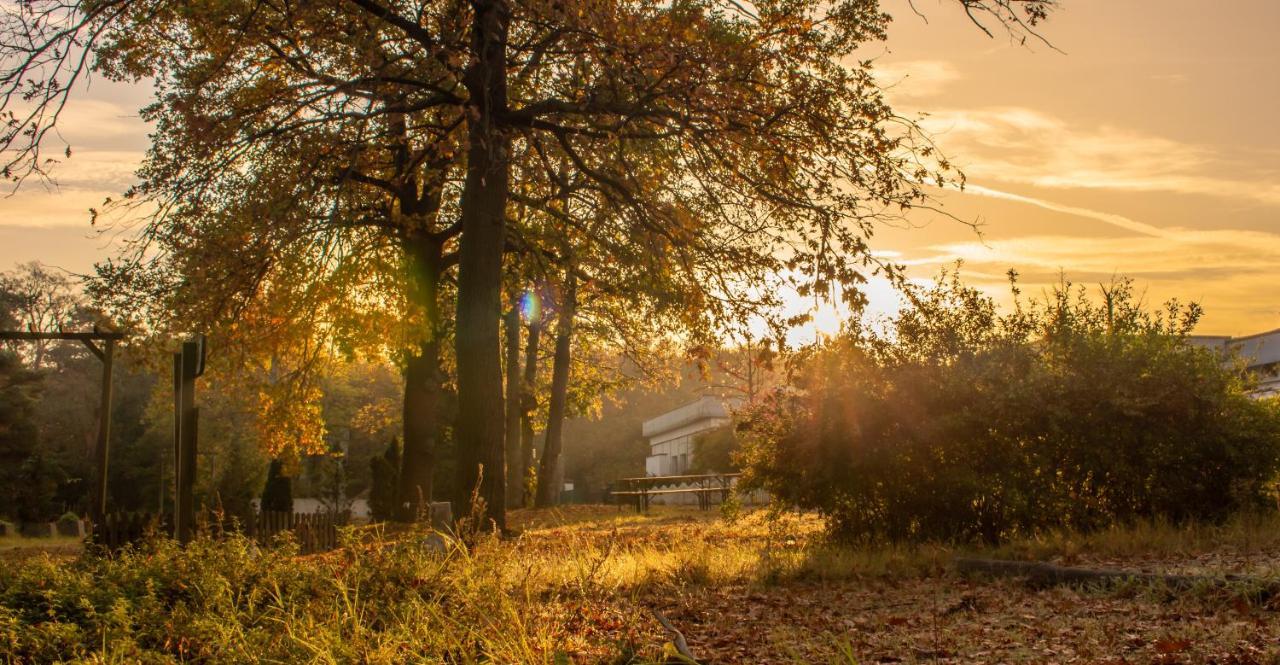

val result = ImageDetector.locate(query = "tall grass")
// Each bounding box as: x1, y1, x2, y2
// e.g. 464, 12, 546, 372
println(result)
3, 506, 1278, 663
0, 528, 655, 663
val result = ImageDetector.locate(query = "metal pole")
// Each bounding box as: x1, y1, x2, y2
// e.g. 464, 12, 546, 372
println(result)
92, 339, 115, 530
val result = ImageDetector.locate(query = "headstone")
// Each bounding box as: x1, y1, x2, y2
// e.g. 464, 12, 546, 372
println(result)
428, 501, 452, 531
420, 502, 454, 554
55, 516, 85, 538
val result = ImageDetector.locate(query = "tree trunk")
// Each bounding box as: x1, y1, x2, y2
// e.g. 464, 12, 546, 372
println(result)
519, 319, 541, 507
399, 234, 444, 521
536, 274, 576, 508
503, 306, 523, 508
453, 0, 510, 530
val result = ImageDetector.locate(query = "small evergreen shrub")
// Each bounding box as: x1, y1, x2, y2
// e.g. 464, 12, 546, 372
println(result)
369, 437, 401, 522
740, 272, 1280, 543
55, 512, 81, 537
260, 459, 293, 514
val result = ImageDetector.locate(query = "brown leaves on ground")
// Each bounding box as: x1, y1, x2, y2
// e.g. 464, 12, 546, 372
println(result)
632, 575, 1280, 664
504, 507, 1280, 664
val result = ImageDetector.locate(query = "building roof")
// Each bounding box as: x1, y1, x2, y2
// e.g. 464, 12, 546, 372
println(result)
1188, 327, 1280, 369
641, 396, 730, 439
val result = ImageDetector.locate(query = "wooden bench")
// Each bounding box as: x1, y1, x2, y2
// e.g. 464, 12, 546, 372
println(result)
611, 473, 741, 512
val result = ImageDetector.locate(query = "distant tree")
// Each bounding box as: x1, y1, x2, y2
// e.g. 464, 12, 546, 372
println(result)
0, 263, 81, 367
260, 459, 293, 514
0, 350, 50, 521
213, 436, 265, 521
14, 449, 60, 523
369, 437, 402, 522
690, 426, 740, 475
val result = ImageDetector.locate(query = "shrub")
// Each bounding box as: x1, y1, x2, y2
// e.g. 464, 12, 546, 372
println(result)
369, 437, 401, 522
54, 513, 82, 537
740, 271, 1280, 543
260, 458, 293, 513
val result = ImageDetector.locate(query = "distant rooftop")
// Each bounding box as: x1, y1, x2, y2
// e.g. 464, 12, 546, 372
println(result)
1187, 327, 1280, 368
1188, 328, 1280, 396
641, 396, 731, 439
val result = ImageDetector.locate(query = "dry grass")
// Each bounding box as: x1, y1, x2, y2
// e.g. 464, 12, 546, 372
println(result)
4, 505, 1280, 663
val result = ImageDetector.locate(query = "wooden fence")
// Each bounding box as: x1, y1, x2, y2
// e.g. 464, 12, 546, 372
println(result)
92, 510, 348, 555
248, 511, 346, 554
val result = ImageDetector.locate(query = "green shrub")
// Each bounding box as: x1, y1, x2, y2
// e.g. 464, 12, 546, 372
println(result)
260, 458, 293, 513
740, 271, 1280, 544
369, 437, 401, 522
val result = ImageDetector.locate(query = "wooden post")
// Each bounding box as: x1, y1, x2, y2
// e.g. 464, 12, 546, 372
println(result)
176, 341, 200, 544
92, 339, 114, 528
172, 351, 182, 538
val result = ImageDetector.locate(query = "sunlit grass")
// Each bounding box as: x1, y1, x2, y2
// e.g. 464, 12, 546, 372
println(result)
0, 534, 81, 549
4, 504, 1279, 662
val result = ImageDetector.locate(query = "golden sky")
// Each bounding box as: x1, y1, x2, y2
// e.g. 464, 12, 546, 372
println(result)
868, 0, 1280, 335
0, 0, 1276, 336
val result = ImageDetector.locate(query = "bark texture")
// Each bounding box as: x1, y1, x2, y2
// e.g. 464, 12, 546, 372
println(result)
453, 0, 510, 529
399, 234, 444, 520
536, 274, 575, 508
503, 306, 523, 508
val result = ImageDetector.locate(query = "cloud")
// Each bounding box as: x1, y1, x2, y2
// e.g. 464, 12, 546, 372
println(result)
53, 98, 149, 145
23, 149, 143, 193
894, 186, 1280, 333
920, 107, 1280, 207
872, 60, 963, 100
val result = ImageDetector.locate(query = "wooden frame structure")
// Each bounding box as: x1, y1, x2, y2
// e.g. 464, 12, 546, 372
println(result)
0, 328, 125, 527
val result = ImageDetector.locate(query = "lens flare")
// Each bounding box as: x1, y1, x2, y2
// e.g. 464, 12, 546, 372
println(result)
519, 290, 541, 322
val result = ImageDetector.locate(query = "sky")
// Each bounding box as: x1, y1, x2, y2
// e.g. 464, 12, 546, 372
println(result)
0, 0, 1277, 337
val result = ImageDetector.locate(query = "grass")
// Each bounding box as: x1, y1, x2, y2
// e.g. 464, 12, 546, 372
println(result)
2, 505, 1279, 663
0, 534, 83, 566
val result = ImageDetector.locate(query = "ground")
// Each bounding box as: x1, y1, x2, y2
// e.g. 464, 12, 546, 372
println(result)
507, 506, 1280, 663
3, 506, 1279, 663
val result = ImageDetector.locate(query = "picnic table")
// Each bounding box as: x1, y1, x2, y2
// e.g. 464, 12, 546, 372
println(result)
611, 473, 741, 512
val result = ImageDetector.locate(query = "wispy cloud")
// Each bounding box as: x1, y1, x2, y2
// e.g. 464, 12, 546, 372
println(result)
897, 184, 1280, 332
921, 107, 1280, 206
872, 59, 963, 100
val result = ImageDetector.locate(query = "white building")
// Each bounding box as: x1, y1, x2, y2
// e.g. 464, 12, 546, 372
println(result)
1187, 328, 1280, 397
642, 396, 732, 477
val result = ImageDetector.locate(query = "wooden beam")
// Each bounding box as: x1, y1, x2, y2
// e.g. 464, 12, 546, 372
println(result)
0, 331, 125, 341
81, 339, 103, 360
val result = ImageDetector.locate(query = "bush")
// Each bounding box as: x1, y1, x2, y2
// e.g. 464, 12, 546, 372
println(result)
54, 513, 82, 537
260, 458, 293, 513
740, 272, 1280, 544
369, 437, 401, 522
